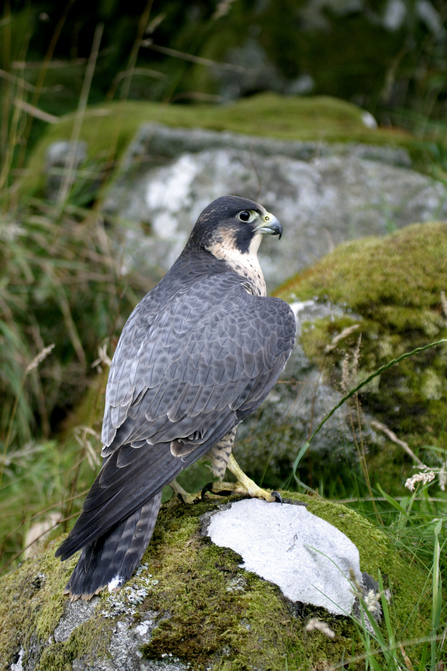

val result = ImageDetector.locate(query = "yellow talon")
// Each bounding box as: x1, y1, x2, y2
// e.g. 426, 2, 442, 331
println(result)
209, 454, 277, 502
169, 454, 278, 505
168, 479, 203, 505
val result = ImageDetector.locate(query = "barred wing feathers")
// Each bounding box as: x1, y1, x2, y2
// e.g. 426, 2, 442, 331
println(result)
102, 271, 296, 456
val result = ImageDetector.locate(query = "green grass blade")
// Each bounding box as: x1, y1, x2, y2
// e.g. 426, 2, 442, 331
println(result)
431, 520, 442, 670
377, 571, 394, 652
304, 339, 447, 449
376, 484, 409, 516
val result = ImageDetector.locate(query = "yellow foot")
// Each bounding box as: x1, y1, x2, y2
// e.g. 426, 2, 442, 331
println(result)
168, 479, 203, 505
208, 454, 282, 503
168, 456, 282, 506
205, 479, 280, 502
167, 479, 223, 505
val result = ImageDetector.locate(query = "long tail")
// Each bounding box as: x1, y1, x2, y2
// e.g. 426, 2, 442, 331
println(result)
64, 492, 162, 600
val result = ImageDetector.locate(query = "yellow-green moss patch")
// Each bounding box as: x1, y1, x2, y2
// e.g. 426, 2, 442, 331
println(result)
23, 93, 416, 199
275, 222, 447, 478
0, 493, 432, 671
0, 542, 77, 667
138, 494, 431, 670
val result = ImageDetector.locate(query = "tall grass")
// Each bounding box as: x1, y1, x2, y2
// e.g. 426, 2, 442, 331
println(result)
0, 7, 157, 568
286, 336, 447, 669
328, 498, 446, 671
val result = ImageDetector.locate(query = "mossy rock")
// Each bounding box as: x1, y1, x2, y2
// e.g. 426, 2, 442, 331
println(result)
23, 93, 417, 200
0, 493, 432, 671
274, 221, 447, 484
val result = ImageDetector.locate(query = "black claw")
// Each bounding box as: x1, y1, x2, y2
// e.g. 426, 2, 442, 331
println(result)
177, 493, 187, 504
201, 483, 214, 500
201, 483, 234, 500
271, 491, 283, 503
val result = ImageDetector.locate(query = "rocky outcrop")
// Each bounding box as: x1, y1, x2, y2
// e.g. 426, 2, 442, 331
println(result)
204, 498, 362, 616
31, 95, 446, 291
99, 125, 447, 289
0, 494, 430, 671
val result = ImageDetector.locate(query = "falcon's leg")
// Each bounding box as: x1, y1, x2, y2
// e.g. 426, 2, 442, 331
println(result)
208, 429, 279, 503
208, 426, 238, 479
168, 428, 239, 505
169, 428, 279, 505
169, 479, 202, 505
211, 454, 279, 502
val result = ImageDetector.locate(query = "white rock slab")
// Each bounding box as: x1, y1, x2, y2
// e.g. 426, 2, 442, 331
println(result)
206, 499, 361, 616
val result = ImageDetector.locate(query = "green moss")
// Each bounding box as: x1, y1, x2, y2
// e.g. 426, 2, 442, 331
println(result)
277, 224, 447, 311
300, 495, 431, 643
23, 93, 416, 199
140, 511, 296, 670
0, 493, 432, 670
141, 495, 431, 669
0, 541, 75, 667
0, 539, 117, 671
37, 618, 113, 671
275, 222, 447, 477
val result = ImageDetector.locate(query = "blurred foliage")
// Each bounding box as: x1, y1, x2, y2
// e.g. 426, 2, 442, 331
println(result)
0, 202, 154, 448
0, 200, 158, 567
1, 0, 447, 127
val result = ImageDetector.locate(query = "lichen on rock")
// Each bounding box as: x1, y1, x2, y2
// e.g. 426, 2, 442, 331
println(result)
0, 493, 432, 671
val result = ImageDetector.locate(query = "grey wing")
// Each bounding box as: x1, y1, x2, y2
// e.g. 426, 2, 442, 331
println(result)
101, 272, 296, 458
56, 273, 296, 558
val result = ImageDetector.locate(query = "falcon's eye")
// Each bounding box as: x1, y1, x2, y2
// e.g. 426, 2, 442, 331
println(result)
238, 210, 253, 222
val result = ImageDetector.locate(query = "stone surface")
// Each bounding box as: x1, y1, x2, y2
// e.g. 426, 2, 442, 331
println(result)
54, 598, 99, 643
45, 140, 87, 201
270, 221, 447, 492
111, 122, 412, 167
102, 125, 447, 288
7, 570, 187, 671
69, 613, 187, 671
205, 498, 362, 615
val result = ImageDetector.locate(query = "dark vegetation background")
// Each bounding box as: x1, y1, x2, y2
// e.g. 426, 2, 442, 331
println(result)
0, 5, 446, 654
7, 0, 447, 150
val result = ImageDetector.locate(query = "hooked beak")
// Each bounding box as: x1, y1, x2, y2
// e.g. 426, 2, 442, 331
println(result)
254, 212, 283, 239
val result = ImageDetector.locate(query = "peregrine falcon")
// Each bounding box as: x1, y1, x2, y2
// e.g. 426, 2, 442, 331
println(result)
56, 196, 296, 600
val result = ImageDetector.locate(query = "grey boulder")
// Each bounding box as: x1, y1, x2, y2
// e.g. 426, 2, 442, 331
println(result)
101, 126, 447, 288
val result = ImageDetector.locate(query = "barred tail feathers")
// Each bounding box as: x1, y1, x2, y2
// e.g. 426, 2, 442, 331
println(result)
64, 492, 162, 600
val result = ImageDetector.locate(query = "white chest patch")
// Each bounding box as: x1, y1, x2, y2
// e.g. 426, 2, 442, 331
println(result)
207, 233, 266, 297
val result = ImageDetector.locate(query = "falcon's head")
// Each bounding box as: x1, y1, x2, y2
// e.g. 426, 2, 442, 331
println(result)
186, 196, 282, 258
